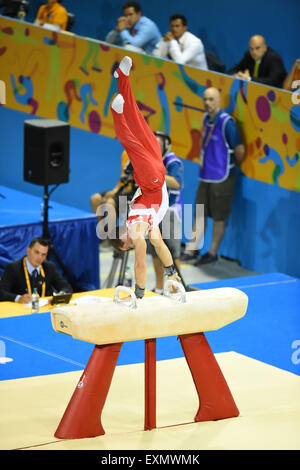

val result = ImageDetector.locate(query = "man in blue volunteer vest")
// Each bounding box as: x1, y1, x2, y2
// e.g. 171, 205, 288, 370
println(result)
147, 132, 184, 293
182, 87, 245, 265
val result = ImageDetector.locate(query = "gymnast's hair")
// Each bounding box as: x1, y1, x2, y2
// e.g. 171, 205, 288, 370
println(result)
108, 226, 125, 252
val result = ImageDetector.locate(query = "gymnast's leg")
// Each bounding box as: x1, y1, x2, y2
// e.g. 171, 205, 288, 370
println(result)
114, 56, 161, 160
111, 94, 154, 169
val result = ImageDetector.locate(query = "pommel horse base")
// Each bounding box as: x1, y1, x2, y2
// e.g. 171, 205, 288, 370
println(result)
51, 283, 248, 439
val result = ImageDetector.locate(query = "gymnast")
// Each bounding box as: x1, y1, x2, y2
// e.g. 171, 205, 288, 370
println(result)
110, 56, 181, 299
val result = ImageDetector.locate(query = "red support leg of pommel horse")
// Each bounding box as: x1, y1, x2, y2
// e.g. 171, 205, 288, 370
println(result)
144, 338, 156, 430
54, 342, 123, 439
179, 333, 239, 421
54, 333, 238, 439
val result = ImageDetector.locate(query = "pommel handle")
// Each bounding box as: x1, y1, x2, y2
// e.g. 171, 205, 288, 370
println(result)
164, 280, 186, 303
114, 285, 137, 309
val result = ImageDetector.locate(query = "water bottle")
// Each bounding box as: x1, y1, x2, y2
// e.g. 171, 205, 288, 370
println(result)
17, 4, 26, 21
124, 266, 133, 287
31, 288, 40, 314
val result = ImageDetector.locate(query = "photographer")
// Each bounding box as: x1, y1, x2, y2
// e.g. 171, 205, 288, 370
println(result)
90, 150, 138, 240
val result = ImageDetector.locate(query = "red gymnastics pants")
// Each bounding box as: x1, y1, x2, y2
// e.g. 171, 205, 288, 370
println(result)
111, 66, 168, 231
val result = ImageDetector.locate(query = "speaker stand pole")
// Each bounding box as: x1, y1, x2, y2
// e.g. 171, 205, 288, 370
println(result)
42, 185, 82, 292
42, 185, 50, 239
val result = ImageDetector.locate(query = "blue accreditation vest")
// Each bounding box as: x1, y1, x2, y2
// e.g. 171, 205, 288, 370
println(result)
164, 152, 183, 220
199, 112, 235, 182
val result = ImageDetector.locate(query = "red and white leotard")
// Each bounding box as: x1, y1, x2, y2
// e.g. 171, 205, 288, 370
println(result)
111, 65, 168, 232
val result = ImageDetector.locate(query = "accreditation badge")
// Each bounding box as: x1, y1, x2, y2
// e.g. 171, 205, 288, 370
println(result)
199, 149, 204, 168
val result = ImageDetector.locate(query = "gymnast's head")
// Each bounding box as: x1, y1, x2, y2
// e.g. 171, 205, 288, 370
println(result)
109, 226, 134, 252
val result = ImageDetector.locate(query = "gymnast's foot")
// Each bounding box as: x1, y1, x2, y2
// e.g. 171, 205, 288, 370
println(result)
114, 56, 132, 78
111, 93, 124, 114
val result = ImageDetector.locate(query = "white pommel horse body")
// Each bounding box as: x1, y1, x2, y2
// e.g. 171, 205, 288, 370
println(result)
51, 283, 248, 439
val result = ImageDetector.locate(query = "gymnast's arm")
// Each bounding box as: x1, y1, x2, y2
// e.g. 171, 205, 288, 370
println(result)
130, 222, 148, 292
149, 226, 181, 287
130, 223, 180, 297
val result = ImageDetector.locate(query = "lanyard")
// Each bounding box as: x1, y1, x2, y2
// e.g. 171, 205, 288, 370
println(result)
200, 122, 215, 167
23, 257, 46, 297
202, 122, 215, 149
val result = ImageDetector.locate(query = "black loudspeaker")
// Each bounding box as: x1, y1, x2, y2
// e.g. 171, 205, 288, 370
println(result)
24, 119, 70, 186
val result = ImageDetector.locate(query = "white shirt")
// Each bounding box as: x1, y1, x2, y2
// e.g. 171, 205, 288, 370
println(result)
153, 31, 208, 70
25, 258, 41, 276
14, 258, 41, 302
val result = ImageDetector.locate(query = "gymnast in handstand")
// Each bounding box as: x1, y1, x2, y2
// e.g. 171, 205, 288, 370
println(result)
110, 56, 181, 299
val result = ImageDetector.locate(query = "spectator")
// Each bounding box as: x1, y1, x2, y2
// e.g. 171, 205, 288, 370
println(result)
0, 237, 72, 303
0, 0, 27, 18
181, 87, 245, 265
105, 1, 161, 54
34, 0, 68, 31
153, 14, 208, 70
283, 58, 300, 91
228, 34, 286, 88
147, 132, 184, 294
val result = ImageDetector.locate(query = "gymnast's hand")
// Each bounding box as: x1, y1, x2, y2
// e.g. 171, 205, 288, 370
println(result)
167, 273, 181, 293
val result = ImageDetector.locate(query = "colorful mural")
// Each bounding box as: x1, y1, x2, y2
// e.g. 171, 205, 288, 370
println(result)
1, 17, 299, 192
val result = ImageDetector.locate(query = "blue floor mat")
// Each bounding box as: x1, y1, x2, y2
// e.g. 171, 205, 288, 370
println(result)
0, 273, 299, 380
0, 313, 183, 380
195, 272, 300, 375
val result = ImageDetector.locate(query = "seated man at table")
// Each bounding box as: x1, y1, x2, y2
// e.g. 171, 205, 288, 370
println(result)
34, 0, 68, 31
228, 34, 286, 88
153, 13, 208, 70
0, 237, 72, 303
105, 1, 161, 54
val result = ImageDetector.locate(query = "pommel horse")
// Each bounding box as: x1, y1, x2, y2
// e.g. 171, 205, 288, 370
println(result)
51, 282, 248, 439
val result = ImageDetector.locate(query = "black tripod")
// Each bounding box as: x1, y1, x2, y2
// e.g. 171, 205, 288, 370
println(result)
42, 185, 82, 292
103, 249, 131, 288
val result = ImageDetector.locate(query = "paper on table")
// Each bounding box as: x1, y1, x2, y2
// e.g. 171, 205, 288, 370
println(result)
43, 23, 61, 32
70, 295, 112, 305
